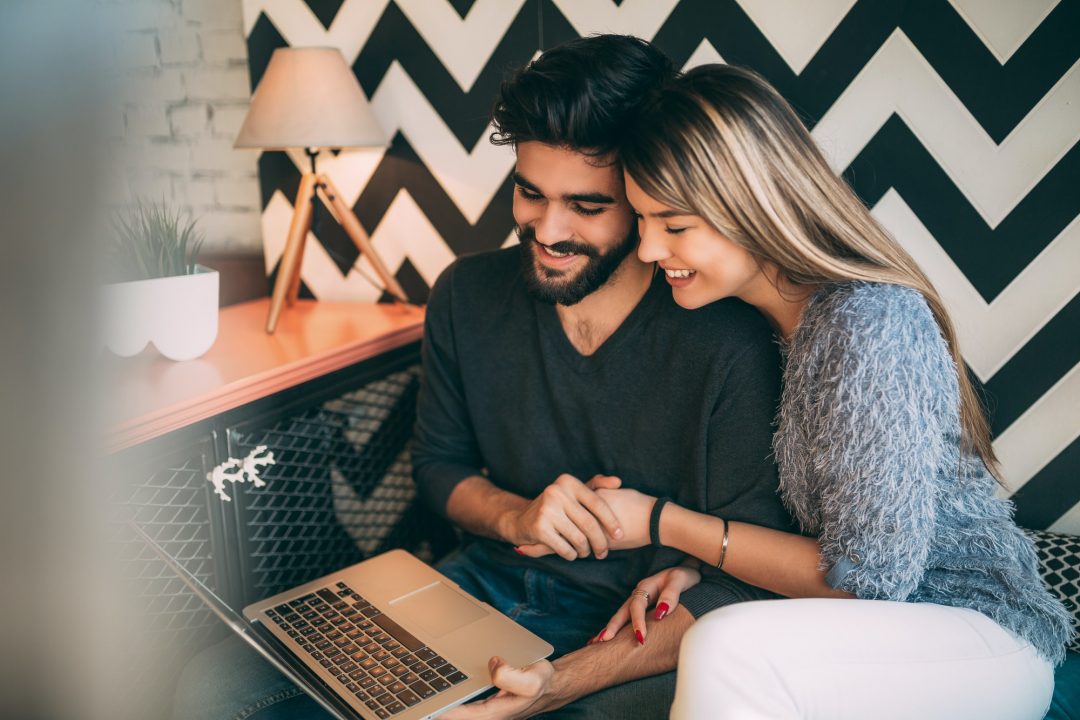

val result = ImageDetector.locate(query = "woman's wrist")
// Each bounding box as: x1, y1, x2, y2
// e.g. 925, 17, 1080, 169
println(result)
658, 501, 687, 551
661, 502, 727, 566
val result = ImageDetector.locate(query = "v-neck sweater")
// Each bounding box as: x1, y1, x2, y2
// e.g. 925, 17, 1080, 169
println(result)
413, 246, 794, 614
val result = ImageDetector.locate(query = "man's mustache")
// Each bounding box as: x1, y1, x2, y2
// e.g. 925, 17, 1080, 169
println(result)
516, 225, 599, 258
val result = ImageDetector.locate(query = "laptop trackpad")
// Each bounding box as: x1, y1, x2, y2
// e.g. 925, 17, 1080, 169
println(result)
390, 582, 488, 638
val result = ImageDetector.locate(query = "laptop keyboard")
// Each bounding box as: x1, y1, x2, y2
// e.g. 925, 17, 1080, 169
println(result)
265, 581, 469, 718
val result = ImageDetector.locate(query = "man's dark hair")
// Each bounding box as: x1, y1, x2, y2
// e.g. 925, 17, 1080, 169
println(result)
490, 34, 676, 158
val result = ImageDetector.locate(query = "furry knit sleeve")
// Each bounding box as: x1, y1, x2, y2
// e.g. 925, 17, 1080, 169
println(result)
780, 284, 954, 600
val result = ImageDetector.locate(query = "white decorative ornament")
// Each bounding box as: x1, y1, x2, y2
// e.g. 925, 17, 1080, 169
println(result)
207, 445, 276, 502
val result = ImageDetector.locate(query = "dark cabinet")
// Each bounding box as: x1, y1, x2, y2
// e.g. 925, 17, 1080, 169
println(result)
109, 341, 455, 719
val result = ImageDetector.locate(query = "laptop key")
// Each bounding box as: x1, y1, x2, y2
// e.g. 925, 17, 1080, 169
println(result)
429, 677, 451, 692
388, 680, 407, 694
365, 699, 381, 711
419, 669, 438, 682
446, 671, 468, 685
374, 710, 389, 719
373, 649, 390, 662
390, 665, 409, 678
349, 670, 366, 682
317, 589, 340, 605
378, 673, 395, 686
401, 654, 421, 667
360, 658, 378, 671
437, 663, 458, 677
391, 646, 409, 659
414, 647, 436, 662
345, 682, 359, 692
370, 666, 387, 678
359, 676, 377, 690
371, 614, 426, 652
396, 689, 421, 707
372, 692, 392, 706
383, 701, 406, 715
428, 655, 447, 669
409, 680, 435, 699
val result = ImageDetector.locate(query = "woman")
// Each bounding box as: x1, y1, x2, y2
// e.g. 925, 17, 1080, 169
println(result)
575, 65, 1071, 718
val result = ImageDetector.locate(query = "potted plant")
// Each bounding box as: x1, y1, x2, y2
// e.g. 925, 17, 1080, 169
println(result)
103, 200, 219, 361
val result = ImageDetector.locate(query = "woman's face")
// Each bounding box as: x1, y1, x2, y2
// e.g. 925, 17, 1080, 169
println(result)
624, 172, 764, 310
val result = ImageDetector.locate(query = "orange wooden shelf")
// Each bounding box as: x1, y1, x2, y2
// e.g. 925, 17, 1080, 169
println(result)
107, 299, 425, 453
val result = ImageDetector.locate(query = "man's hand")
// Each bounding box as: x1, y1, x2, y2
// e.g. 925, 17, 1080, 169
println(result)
516, 480, 657, 559
440, 657, 555, 720
499, 474, 624, 561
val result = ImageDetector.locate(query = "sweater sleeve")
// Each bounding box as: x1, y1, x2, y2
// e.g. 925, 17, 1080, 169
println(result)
680, 332, 792, 618
791, 285, 953, 600
411, 263, 485, 518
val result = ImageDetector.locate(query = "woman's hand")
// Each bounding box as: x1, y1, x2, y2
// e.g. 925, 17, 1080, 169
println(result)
514, 476, 656, 558
591, 563, 702, 646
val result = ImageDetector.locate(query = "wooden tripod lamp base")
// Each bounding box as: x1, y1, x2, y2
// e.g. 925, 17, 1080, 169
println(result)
266, 173, 408, 334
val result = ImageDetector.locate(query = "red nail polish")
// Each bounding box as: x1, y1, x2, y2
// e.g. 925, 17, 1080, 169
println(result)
635, 629, 644, 645
596, 629, 606, 642
513, 547, 524, 555
655, 602, 669, 621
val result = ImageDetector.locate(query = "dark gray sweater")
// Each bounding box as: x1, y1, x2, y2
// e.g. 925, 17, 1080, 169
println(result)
413, 247, 795, 616
775, 282, 1073, 664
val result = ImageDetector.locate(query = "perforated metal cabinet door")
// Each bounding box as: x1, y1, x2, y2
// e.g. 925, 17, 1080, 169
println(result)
224, 364, 456, 606
107, 431, 232, 720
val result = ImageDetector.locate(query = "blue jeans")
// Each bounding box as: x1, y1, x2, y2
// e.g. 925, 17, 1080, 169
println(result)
173, 542, 675, 719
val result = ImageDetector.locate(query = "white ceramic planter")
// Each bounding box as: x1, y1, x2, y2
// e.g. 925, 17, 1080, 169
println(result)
103, 265, 220, 361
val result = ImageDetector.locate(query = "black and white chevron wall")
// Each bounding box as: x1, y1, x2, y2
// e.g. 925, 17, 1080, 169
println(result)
240, 0, 1080, 533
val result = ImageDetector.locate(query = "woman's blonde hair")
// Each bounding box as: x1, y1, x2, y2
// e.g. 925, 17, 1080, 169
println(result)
622, 64, 999, 479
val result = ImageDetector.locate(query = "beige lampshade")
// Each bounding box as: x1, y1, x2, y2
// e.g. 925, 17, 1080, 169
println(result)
234, 47, 387, 150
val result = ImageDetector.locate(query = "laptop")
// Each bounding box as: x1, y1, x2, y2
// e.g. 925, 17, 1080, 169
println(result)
129, 523, 553, 720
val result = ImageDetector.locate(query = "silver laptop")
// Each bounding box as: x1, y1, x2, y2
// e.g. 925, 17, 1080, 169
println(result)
130, 523, 552, 720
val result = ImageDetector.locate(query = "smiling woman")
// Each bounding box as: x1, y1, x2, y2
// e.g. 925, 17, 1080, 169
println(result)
602, 63, 1073, 720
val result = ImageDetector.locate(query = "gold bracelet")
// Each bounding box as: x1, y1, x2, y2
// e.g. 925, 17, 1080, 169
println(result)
716, 519, 730, 570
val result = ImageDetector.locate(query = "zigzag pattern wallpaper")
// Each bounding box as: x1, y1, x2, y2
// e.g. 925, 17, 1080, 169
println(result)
240, 0, 1080, 533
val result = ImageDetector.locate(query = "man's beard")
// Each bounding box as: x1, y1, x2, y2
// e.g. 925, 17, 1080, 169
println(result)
517, 224, 639, 306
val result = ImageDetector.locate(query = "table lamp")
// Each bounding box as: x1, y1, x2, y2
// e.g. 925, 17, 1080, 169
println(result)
235, 47, 407, 333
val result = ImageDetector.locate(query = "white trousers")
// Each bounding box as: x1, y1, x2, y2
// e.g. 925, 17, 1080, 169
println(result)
671, 599, 1054, 720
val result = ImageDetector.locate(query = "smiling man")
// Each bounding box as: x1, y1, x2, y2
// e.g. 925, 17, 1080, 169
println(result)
410, 35, 795, 719
174, 36, 792, 720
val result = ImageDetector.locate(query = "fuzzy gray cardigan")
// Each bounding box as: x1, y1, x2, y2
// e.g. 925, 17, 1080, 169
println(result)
773, 282, 1073, 665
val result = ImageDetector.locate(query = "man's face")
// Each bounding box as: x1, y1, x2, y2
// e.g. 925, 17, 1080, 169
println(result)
512, 141, 639, 306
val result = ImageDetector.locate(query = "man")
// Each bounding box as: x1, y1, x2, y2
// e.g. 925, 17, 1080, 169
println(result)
413, 35, 792, 719
174, 35, 790, 720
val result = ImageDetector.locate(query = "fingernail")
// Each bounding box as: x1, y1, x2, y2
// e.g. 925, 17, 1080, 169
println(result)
513, 547, 524, 555
614, 528, 624, 539
655, 602, 669, 620
597, 551, 607, 559
635, 629, 644, 645
596, 629, 606, 642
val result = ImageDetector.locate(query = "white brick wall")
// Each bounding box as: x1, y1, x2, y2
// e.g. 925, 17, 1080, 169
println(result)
114, 0, 261, 252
